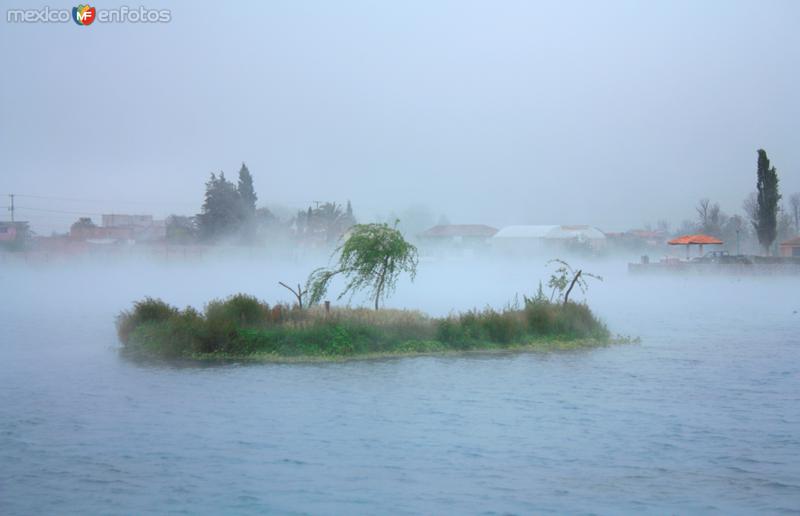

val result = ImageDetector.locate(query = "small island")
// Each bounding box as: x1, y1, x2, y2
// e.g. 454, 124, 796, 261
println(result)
116, 223, 619, 361
116, 294, 614, 361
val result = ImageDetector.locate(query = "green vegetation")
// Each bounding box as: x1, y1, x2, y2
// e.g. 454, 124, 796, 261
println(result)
116, 294, 614, 361
307, 222, 419, 310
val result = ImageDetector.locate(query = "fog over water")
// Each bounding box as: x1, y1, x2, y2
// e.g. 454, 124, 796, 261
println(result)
1, 256, 799, 513
2, 0, 800, 513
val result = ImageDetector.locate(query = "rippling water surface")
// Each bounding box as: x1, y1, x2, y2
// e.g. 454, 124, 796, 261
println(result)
1, 259, 799, 514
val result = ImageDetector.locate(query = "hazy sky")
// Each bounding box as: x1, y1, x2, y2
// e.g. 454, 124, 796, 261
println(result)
1, 0, 798, 234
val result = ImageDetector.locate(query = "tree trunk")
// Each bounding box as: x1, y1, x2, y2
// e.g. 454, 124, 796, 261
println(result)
374, 263, 388, 310
563, 270, 582, 306
278, 281, 305, 309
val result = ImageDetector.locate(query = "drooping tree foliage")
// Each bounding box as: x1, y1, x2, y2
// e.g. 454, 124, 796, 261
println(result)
307, 222, 418, 310
752, 149, 781, 254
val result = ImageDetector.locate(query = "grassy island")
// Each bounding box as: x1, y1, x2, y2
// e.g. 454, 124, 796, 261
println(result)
116, 294, 616, 361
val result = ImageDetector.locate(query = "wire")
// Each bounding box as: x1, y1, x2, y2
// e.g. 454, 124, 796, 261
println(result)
14, 206, 106, 216
3, 194, 197, 206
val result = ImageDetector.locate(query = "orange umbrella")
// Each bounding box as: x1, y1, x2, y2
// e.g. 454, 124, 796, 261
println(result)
668, 234, 723, 258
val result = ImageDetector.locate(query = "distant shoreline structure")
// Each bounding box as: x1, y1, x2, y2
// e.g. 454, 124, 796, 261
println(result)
629, 255, 800, 275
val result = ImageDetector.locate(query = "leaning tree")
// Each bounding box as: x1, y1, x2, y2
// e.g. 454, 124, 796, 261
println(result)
306, 222, 418, 310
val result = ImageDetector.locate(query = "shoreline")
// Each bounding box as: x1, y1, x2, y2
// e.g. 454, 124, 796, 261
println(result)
121, 336, 637, 364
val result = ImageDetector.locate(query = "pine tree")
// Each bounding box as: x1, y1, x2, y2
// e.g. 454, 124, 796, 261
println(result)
198, 171, 242, 241
237, 162, 257, 216
753, 149, 781, 255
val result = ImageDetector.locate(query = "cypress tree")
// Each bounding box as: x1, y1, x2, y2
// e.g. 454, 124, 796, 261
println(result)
237, 162, 257, 216
753, 149, 781, 255
344, 200, 356, 228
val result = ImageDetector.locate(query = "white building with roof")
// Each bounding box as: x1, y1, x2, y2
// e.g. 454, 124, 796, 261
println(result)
492, 224, 606, 254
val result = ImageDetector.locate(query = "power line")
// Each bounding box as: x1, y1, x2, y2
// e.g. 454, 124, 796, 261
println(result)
2, 193, 197, 206
14, 206, 105, 216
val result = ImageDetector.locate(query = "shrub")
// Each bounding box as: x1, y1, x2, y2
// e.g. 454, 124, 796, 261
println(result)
327, 325, 355, 355
207, 294, 268, 327
524, 301, 557, 335
554, 302, 609, 339
435, 318, 460, 344
232, 328, 274, 355
116, 297, 178, 345
481, 310, 522, 344
459, 311, 483, 341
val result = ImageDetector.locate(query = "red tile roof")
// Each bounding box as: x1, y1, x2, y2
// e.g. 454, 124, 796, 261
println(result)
667, 234, 723, 245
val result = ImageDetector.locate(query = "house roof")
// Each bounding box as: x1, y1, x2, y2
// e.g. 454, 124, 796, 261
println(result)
493, 225, 558, 238
667, 234, 723, 245
493, 225, 606, 240
419, 224, 498, 238
780, 236, 800, 246
547, 225, 606, 240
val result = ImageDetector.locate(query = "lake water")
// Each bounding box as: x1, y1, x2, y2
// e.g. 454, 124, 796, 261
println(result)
1, 258, 799, 514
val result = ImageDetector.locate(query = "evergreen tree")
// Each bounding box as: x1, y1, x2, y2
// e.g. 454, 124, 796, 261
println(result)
753, 149, 781, 255
198, 171, 242, 241
790, 193, 800, 233
344, 200, 356, 227
237, 162, 257, 216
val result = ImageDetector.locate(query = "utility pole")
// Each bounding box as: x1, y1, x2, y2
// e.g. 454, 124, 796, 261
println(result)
8, 194, 14, 222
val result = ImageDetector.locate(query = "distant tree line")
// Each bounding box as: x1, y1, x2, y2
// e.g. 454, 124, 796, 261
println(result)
161, 163, 357, 245
293, 201, 356, 244
194, 163, 261, 241
679, 149, 797, 255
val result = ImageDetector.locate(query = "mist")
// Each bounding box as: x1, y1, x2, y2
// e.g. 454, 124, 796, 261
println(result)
2, 1, 800, 514
3, 0, 800, 234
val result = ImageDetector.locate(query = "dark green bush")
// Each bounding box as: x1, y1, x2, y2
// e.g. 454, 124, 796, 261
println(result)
481, 310, 522, 344
116, 297, 179, 345
524, 301, 557, 335
206, 294, 268, 327
459, 311, 483, 341
554, 302, 609, 339
436, 318, 471, 348
326, 325, 355, 355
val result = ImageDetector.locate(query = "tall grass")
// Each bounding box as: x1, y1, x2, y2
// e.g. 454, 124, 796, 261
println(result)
117, 294, 610, 359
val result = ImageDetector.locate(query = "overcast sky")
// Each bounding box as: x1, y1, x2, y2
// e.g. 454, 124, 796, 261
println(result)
1, 0, 798, 234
